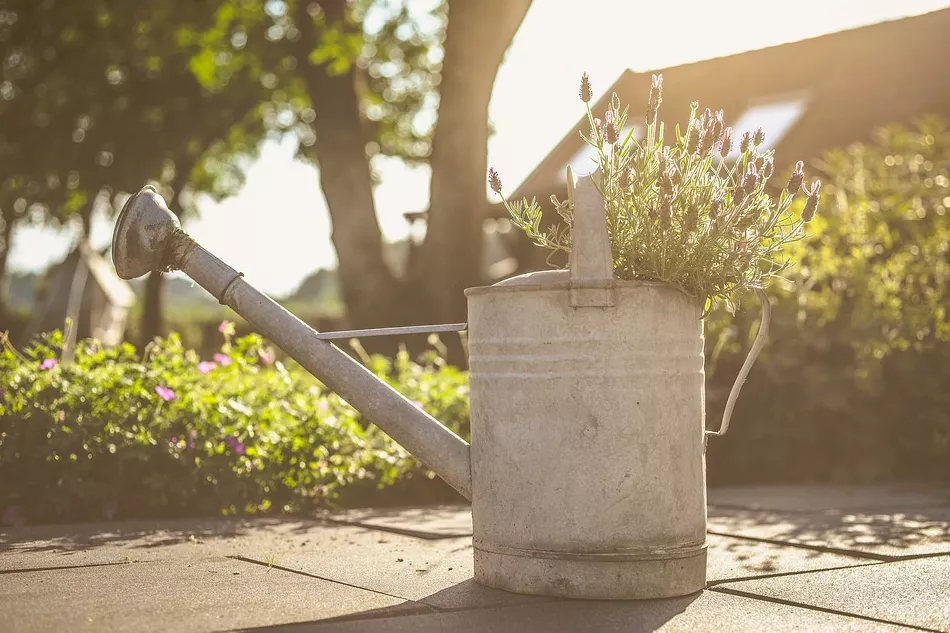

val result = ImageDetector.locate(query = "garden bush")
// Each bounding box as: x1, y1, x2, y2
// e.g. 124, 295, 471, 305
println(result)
0, 324, 469, 526
705, 118, 950, 485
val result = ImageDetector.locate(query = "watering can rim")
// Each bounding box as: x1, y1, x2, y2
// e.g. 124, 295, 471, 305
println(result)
464, 271, 701, 300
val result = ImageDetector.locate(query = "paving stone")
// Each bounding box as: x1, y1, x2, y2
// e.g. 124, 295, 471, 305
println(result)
245, 534, 550, 611
246, 529, 868, 610
0, 557, 424, 633
706, 533, 873, 582
708, 485, 950, 513
718, 556, 950, 632
0, 516, 401, 571
2, 514, 872, 596
320, 504, 473, 538
708, 506, 950, 559
275, 589, 913, 632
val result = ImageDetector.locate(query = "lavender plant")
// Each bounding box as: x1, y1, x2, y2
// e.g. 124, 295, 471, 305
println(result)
489, 73, 821, 315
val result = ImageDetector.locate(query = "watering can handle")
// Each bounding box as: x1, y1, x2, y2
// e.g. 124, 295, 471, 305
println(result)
705, 288, 771, 442
567, 167, 614, 308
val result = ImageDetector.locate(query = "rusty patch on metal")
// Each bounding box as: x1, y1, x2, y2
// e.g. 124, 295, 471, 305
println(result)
162, 228, 197, 273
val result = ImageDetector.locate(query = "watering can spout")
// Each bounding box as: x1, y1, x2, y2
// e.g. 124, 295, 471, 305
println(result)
111, 186, 472, 500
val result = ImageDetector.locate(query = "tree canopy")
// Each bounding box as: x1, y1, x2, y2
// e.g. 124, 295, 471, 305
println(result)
1, 0, 533, 342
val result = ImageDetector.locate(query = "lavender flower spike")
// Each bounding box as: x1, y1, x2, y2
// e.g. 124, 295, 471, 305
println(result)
488, 168, 502, 194
786, 161, 805, 194
719, 127, 734, 157
579, 72, 593, 103
603, 110, 619, 145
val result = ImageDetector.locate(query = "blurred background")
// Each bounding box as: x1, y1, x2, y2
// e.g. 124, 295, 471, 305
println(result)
3, 0, 950, 497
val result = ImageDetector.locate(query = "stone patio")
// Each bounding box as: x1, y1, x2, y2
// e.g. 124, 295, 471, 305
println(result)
1, 485, 948, 632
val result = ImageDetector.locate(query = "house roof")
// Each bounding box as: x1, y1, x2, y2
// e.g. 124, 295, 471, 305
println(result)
504, 6, 950, 209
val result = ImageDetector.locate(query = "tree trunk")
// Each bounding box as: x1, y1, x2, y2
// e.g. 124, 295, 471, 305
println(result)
0, 212, 13, 325
413, 0, 533, 323
293, 0, 401, 330
138, 168, 191, 345
139, 271, 165, 345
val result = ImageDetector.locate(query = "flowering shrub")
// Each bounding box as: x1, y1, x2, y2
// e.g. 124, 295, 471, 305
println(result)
0, 326, 469, 525
705, 118, 950, 484
490, 73, 821, 314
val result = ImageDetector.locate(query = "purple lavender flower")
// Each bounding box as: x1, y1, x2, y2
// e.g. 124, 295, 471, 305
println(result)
739, 131, 752, 154
719, 127, 734, 157
488, 168, 502, 194
753, 127, 765, 146
603, 110, 619, 145
213, 353, 233, 367
741, 163, 759, 196
687, 119, 703, 155
40, 358, 58, 370
579, 72, 592, 103
802, 196, 820, 222
801, 179, 822, 222
155, 386, 176, 402
786, 160, 805, 194
711, 110, 724, 142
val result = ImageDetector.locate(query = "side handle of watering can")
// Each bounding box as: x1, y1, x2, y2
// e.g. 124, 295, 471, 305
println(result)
705, 289, 771, 444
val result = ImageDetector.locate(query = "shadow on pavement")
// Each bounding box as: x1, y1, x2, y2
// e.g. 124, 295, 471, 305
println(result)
239, 581, 702, 633
0, 515, 328, 553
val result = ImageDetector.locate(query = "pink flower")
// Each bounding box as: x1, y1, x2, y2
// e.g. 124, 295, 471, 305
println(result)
40, 358, 58, 370
155, 386, 176, 401
198, 361, 217, 374
213, 353, 233, 367
218, 320, 235, 336
58, 411, 66, 422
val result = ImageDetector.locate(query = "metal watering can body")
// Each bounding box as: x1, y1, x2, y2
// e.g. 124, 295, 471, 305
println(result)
111, 171, 768, 600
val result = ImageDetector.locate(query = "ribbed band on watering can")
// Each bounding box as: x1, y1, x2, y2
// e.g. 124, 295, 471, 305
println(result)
567, 167, 615, 308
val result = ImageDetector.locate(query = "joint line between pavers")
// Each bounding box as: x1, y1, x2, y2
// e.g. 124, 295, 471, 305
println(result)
0, 560, 139, 575
706, 530, 894, 562
317, 517, 473, 541
229, 555, 421, 605
710, 586, 943, 633
706, 560, 885, 588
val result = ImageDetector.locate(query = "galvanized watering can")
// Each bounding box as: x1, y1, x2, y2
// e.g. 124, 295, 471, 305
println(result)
111, 170, 768, 600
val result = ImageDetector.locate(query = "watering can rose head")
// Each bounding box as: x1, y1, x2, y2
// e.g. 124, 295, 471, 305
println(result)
490, 73, 820, 315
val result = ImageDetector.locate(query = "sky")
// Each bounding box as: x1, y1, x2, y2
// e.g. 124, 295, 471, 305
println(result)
9, 0, 950, 297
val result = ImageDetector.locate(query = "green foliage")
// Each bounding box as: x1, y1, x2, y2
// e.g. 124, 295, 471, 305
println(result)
705, 118, 950, 484
0, 326, 469, 525
185, 0, 445, 163
495, 74, 821, 315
